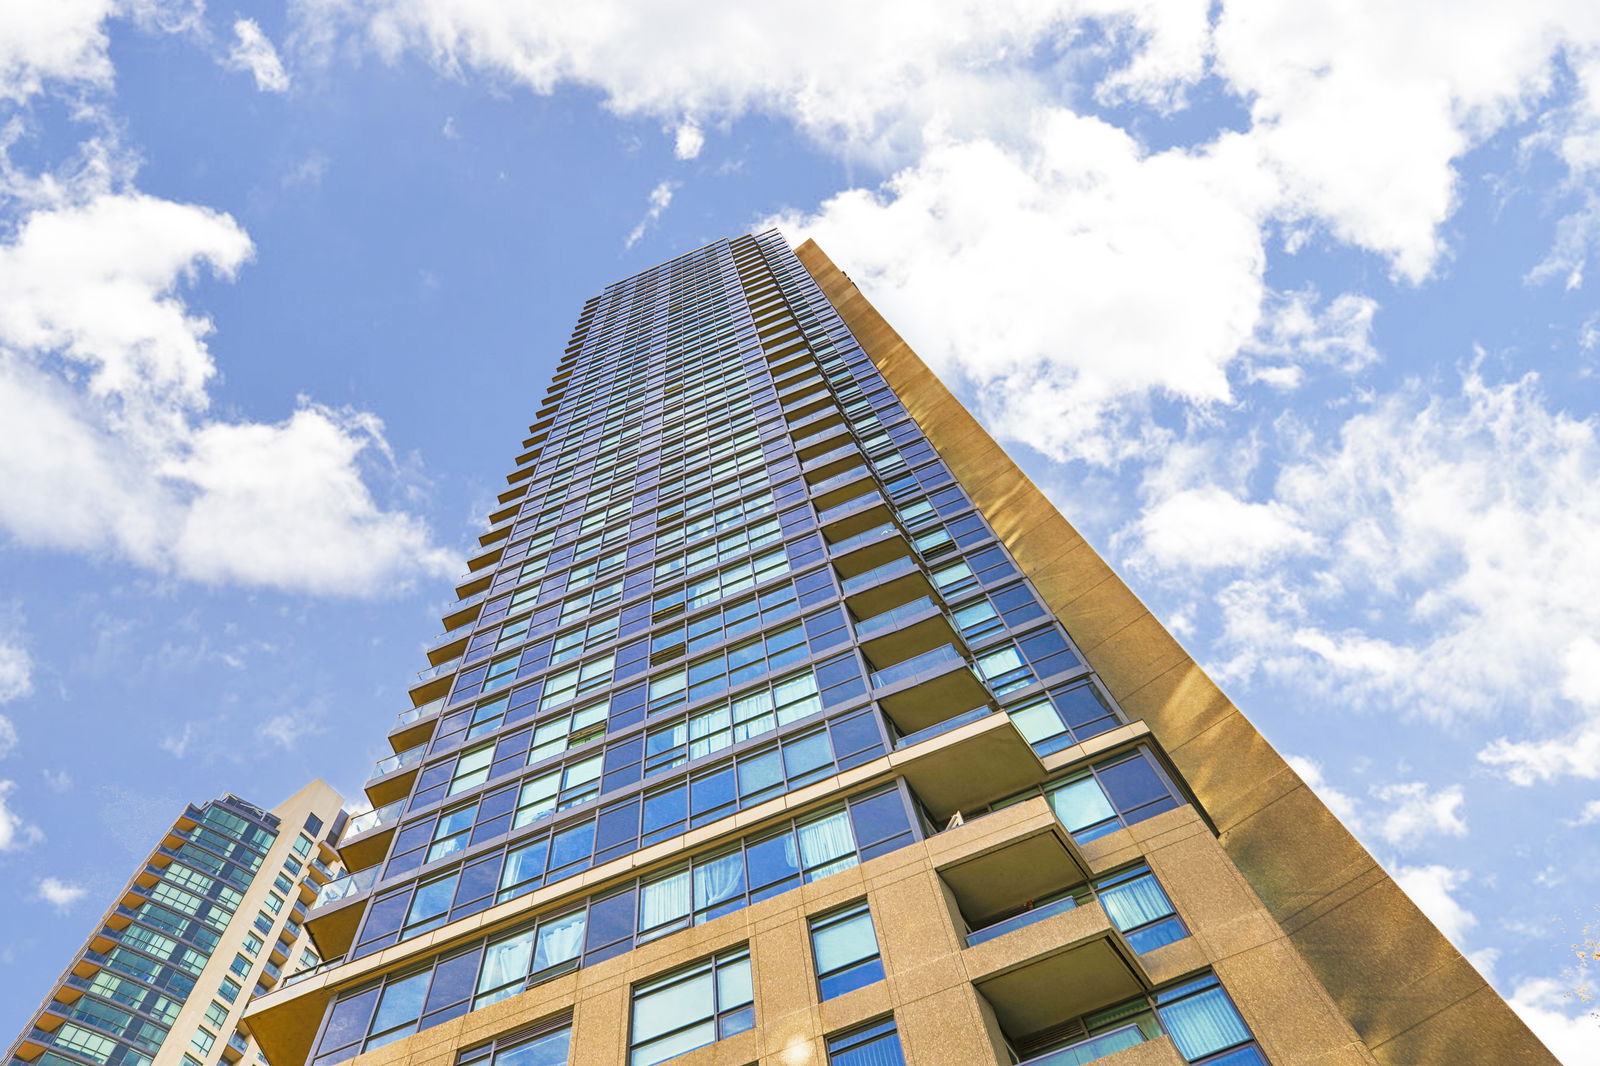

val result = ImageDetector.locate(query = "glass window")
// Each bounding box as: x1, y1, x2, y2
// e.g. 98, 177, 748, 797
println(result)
1039, 749, 1183, 843
810, 902, 884, 999
457, 1025, 572, 1066
1096, 865, 1188, 954
628, 948, 754, 1066
1155, 977, 1263, 1064
826, 1018, 906, 1066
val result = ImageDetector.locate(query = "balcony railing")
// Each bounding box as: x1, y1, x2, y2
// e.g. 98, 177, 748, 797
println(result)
313, 866, 378, 909
1018, 1024, 1145, 1066
344, 799, 405, 838
807, 464, 871, 497
841, 555, 918, 595
370, 744, 424, 781
966, 895, 1083, 947
870, 643, 967, 690
801, 442, 860, 472
449, 589, 487, 612
829, 522, 898, 559
817, 491, 884, 527
793, 423, 851, 453
855, 596, 937, 641
414, 657, 459, 683
894, 705, 992, 750
284, 955, 345, 986
395, 698, 444, 729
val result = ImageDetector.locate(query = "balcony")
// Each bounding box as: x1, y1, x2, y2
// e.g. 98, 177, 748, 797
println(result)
783, 389, 835, 424
809, 465, 877, 513
890, 710, 1046, 821
787, 404, 845, 438
414, 657, 459, 684
1019, 1029, 1184, 1066
792, 422, 853, 461
871, 643, 991, 735
453, 570, 492, 600
336, 799, 405, 872
364, 744, 424, 807
853, 596, 961, 672
972, 898, 1151, 1040
440, 590, 487, 631
828, 520, 902, 566
817, 491, 892, 542
801, 442, 863, 482
389, 697, 444, 752
305, 867, 378, 959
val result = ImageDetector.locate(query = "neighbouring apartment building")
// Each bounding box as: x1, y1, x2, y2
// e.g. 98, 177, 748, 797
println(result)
235, 232, 1557, 1066
6, 783, 344, 1066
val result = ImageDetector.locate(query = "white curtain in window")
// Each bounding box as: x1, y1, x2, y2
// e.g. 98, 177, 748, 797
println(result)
693, 851, 745, 912
477, 929, 535, 995
639, 870, 691, 931
797, 811, 855, 870
533, 911, 587, 971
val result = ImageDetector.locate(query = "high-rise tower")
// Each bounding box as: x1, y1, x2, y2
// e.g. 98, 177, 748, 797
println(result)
7, 783, 344, 1066
244, 233, 1555, 1066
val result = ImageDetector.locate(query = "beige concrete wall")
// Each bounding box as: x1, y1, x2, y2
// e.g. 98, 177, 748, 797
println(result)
791, 238, 1557, 1065
327, 788, 1385, 1066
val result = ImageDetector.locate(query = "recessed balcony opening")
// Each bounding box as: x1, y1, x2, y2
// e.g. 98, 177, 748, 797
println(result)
872, 643, 991, 735
829, 521, 913, 580
854, 595, 961, 672
939, 825, 1092, 942
895, 712, 1046, 821
841, 556, 935, 620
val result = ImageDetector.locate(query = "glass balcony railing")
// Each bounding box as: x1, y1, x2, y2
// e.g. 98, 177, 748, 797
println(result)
284, 955, 344, 986
370, 744, 424, 780
808, 464, 871, 497
801, 442, 860, 471
841, 555, 918, 595
894, 705, 992, 750
447, 589, 487, 613
228, 1034, 250, 1053
414, 658, 459, 683
817, 491, 884, 527
395, 698, 444, 729
344, 799, 405, 838
1019, 1024, 1145, 1066
793, 423, 851, 453
829, 522, 899, 559
313, 866, 378, 909
870, 643, 968, 690
966, 895, 1083, 947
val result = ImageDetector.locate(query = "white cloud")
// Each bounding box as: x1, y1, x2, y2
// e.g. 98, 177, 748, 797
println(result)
625, 180, 676, 249
41, 769, 72, 793
1131, 486, 1316, 573
775, 115, 1276, 464
1370, 781, 1468, 849
1394, 863, 1477, 947
0, 0, 116, 103
0, 639, 30, 705
301, 0, 1209, 165
673, 121, 704, 160
0, 716, 15, 760
257, 708, 324, 751
0, 192, 459, 596
34, 876, 88, 912
226, 18, 290, 92
1144, 369, 1600, 738
159, 721, 197, 759
0, 780, 43, 851
1573, 799, 1600, 825
1509, 978, 1600, 1065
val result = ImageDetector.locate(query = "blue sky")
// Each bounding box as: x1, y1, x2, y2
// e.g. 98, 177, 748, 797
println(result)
1, 1, 1598, 1060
